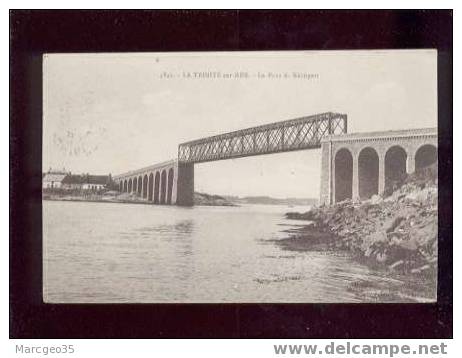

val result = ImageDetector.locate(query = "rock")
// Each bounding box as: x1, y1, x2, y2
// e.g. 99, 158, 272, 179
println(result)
284, 169, 437, 276
397, 238, 418, 251
376, 252, 388, 263
364, 246, 373, 257
370, 194, 382, 204
361, 231, 388, 254
389, 260, 404, 270
385, 216, 406, 233
411, 264, 431, 274
389, 233, 404, 245
405, 187, 436, 203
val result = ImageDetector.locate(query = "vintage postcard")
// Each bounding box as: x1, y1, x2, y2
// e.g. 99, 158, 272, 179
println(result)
42, 50, 437, 303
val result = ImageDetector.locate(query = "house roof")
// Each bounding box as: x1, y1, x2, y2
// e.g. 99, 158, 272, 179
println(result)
43, 173, 67, 183
62, 175, 83, 185
82, 175, 109, 185
44, 173, 109, 185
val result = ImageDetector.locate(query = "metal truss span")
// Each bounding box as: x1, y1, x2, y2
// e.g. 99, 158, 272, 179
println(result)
178, 112, 348, 164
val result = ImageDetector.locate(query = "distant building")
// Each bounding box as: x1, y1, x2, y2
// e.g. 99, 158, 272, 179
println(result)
81, 175, 109, 191
43, 167, 111, 191
42, 168, 69, 189
61, 174, 84, 190
43, 168, 111, 191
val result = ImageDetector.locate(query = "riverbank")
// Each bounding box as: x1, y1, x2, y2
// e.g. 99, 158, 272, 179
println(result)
194, 192, 237, 206
43, 191, 237, 206
283, 165, 438, 295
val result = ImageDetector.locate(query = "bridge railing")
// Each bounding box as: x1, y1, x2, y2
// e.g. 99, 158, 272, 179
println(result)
178, 112, 347, 164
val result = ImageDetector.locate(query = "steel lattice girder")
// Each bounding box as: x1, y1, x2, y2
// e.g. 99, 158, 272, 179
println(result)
178, 112, 347, 163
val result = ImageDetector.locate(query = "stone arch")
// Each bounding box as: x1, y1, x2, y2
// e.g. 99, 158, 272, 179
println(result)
148, 173, 154, 201
133, 177, 138, 194
119, 181, 123, 192
143, 174, 148, 198
154, 171, 160, 204
385, 145, 407, 192
137, 175, 142, 195
334, 148, 353, 203
358, 147, 379, 200
415, 144, 437, 171
160, 170, 167, 204
123, 180, 128, 192
167, 168, 174, 204
128, 178, 133, 193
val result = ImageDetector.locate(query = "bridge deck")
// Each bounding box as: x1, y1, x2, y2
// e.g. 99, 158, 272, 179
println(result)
178, 112, 347, 163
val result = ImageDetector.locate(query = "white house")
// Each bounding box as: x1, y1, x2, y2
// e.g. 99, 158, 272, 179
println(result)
81, 175, 108, 191
42, 173, 67, 189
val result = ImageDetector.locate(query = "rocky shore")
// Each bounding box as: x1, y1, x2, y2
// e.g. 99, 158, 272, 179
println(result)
285, 165, 438, 282
194, 192, 237, 206
43, 190, 236, 206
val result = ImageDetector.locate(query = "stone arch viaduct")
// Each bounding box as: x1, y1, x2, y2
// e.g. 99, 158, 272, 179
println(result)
113, 112, 437, 207
319, 127, 437, 205
113, 160, 194, 206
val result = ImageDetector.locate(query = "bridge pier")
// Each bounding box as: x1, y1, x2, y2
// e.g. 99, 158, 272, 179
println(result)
352, 152, 359, 201
378, 153, 385, 196
406, 154, 416, 174
176, 163, 194, 206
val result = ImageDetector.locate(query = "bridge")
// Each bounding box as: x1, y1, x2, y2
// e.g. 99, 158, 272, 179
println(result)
319, 127, 437, 205
178, 112, 347, 163
113, 112, 437, 206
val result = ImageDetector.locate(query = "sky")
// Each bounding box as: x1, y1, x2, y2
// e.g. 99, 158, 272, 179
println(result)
43, 50, 437, 198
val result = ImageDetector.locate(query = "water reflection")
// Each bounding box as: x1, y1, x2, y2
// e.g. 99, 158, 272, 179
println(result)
43, 201, 427, 303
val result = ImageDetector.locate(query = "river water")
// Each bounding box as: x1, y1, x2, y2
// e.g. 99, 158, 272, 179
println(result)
43, 200, 428, 303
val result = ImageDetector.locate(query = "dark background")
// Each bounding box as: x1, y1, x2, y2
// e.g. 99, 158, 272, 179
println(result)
10, 10, 453, 338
